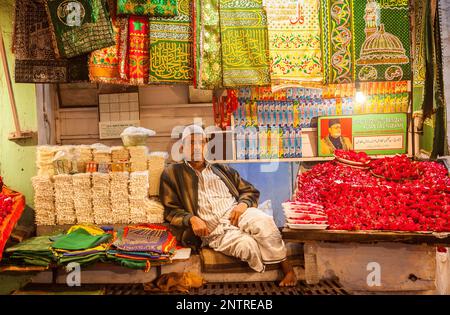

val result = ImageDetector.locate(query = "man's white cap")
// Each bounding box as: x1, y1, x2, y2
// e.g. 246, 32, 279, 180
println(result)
181, 124, 206, 142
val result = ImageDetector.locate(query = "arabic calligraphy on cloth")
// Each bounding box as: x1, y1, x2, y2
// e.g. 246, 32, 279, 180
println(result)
219, 0, 271, 87
148, 0, 194, 84
265, 0, 323, 86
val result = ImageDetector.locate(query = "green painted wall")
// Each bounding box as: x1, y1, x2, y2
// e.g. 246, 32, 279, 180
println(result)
0, 0, 37, 206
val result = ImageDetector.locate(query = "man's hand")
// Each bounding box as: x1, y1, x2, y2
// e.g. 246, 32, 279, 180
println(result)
190, 216, 210, 237
229, 203, 248, 226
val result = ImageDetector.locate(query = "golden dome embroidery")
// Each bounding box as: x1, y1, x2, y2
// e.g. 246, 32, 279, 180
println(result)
357, 24, 409, 65
357, 0, 409, 66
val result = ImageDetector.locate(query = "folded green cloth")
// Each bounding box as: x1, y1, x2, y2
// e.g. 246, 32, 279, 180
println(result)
59, 253, 106, 267
4, 236, 55, 267
52, 229, 111, 251
105, 253, 149, 270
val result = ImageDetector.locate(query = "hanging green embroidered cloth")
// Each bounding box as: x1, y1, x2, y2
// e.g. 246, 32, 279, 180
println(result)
148, 0, 193, 84
320, 0, 355, 84
193, 0, 222, 89
412, 0, 427, 112
353, 0, 411, 82
265, 0, 323, 86
117, 0, 178, 17
89, 0, 126, 84
321, 0, 412, 83
219, 0, 271, 87
45, 0, 116, 58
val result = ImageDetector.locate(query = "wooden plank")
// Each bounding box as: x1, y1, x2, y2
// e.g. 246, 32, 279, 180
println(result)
314, 242, 436, 292
282, 228, 450, 245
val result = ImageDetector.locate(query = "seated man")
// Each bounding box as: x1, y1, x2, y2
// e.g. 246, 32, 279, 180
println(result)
160, 125, 297, 286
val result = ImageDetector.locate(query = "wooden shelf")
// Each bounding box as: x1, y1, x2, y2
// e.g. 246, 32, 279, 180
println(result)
282, 228, 450, 245
208, 154, 411, 164
209, 157, 334, 164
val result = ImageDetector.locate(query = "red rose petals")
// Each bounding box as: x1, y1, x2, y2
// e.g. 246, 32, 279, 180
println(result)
335, 149, 370, 164
293, 157, 450, 232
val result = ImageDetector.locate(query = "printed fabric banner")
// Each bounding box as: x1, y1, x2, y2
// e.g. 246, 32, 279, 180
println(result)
265, 0, 323, 86
129, 16, 150, 85
45, 0, 116, 58
219, 0, 271, 87
149, 0, 193, 84
117, 0, 178, 17
89, 0, 125, 84
13, 0, 88, 83
321, 0, 355, 84
321, 0, 412, 83
318, 113, 408, 156
193, 0, 223, 89
353, 0, 411, 82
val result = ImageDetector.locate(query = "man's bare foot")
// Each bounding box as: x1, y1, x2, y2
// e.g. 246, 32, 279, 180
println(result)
279, 270, 297, 287
279, 260, 297, 287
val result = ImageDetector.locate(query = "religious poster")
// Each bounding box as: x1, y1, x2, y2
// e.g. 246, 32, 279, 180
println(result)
318, 113, 408, 156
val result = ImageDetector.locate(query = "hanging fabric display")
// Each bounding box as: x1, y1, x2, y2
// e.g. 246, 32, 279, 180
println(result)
118, 17, 130, 80
353, 0, 411, 82
412, 0, 427, 112
13, 0, 88, 83
219, 0, 271, 87
117, 0, 178, 17
123, 15, 150, 85
45, 0, 116, 58
320, 0, 355, 84
193, 0, 222, 89
89, 0, 125, 84
264, 0, 323, 86
148, 0, 193, 84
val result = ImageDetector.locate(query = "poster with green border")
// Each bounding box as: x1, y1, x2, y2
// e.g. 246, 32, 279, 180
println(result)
318, 113, 408, 156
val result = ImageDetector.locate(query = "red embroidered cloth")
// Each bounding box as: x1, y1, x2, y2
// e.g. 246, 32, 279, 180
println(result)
0, 186, 25, 261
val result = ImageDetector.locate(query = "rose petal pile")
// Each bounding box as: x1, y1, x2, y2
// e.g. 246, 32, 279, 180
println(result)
335, 150, 370, 164
294, 157, 450, 232
371, 155, 421, 181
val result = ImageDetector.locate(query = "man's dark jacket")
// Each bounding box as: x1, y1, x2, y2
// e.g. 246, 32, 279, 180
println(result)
159, 162, 260, 250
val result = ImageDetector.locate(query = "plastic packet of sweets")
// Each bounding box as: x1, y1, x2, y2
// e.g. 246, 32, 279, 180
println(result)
287, 102, 294, 127
289, 127, 296, 158
259, 126, 268, 159
295, 128, 302, 158
282, 127, 290, 158
293, 101, 300, 128
251, 101, 258, 126
235, 127, 246, 160
281, 101, 288, 127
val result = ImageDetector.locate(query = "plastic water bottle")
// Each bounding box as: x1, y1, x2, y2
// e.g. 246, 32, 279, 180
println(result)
304, 242, 320, 284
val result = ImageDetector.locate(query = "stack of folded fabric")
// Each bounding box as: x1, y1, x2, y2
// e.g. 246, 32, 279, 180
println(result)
107, 224, 177, 271
144, 198, 164, 224
36, 146, 56, 176
3, 236, 55, 268
110, 172, 130, 224
54, 174, 76, 225
129, 171, 149, 224
111, 146, 130, 163
147, 152, 167, 196
31, 176, 56, 225
72, 173, 94, 223
52, 224, 112, 267
92, 172, 111, 224
128, 146, 148, 172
